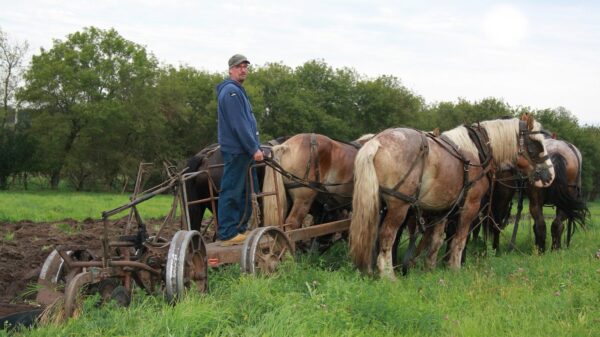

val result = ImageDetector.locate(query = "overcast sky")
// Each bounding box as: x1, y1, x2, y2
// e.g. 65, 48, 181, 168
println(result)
2, 0, 599, 126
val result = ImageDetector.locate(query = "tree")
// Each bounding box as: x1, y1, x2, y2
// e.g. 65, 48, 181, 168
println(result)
18, 27, 160, 190
155, 65, 223, 158
354, 75, 424, 135
532, 107, 580, 141
0, 27, 29, 127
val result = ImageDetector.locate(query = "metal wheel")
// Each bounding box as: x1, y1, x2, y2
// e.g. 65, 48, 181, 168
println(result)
241, 226, 295, 275
36, 249, 94, 306
165, 230, 208, 303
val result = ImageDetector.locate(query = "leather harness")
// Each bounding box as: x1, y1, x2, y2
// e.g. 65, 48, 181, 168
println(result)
379, 125, 494, 231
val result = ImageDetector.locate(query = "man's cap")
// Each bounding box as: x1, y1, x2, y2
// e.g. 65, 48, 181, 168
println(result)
228, 54, 250, 68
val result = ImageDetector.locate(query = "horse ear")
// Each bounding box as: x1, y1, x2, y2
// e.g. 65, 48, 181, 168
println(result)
432, 127, 440, 136
520, 112, 534, 131
527, 115, 535, 131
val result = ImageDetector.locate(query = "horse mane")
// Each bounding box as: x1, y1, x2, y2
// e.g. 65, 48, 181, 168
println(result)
441, 126, 479, 159
477, 118, 520, 167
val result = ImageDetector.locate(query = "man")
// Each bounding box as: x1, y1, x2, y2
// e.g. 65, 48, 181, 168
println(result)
216, 54, 263, 245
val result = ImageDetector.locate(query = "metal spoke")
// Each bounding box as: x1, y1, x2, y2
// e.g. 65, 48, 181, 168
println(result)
277, 246, 288, 260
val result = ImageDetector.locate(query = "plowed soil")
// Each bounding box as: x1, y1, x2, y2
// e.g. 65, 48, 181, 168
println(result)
0, 218, 181, 318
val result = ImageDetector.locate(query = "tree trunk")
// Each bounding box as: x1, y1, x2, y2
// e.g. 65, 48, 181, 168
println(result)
50, 170, 61, 189
22, 172, 28, 190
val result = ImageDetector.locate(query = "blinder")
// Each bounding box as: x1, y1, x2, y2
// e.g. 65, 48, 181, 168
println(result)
518, 120, 549, 164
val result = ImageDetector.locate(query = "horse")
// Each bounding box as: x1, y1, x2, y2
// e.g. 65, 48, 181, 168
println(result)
349, 116, 556, 279
184, 137, 288, 233
480, 138, 589, 252
262, 133, 373, 231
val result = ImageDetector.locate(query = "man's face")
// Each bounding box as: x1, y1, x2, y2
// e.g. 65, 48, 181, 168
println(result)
230, 62, 249, 83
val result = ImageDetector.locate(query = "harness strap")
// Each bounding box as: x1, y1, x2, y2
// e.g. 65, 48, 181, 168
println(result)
389, 133, 429, 192
380, 129, 492, 232
379, 132, 429, 230
465, 124, 493, 167
263, 156, 353, 199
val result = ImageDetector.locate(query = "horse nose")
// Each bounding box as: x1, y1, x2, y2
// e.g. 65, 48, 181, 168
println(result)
531, 168, 552, 185
533, 167, 552, 185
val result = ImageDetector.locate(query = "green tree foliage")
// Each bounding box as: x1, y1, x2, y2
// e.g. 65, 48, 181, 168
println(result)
420, 97, 513, 131
0, 121, 36, 189
353, 75, 424, 135
155, 65, 223, 157
17, 27, 161, 190
532, 107, 580, 141
249, 61, 424, 141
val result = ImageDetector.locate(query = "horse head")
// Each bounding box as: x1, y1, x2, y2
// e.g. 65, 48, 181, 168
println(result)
514, 114, 555, 187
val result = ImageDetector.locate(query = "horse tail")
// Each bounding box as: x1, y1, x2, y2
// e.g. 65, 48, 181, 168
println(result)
349, 138, 381, 274
262, 144, 288, 226
546, 153, 590, 230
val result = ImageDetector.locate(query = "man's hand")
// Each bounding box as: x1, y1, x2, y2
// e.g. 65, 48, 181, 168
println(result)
253, 149, 264, 161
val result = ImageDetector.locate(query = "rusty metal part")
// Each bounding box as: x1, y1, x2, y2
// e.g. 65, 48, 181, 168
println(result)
35, 249, 95, 307
241, 226, 295, 275
165, 230, 208, 303
36, 250, 68, 306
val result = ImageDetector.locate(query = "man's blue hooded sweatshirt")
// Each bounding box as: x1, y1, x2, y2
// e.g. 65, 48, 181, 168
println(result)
216, 79, 260, 156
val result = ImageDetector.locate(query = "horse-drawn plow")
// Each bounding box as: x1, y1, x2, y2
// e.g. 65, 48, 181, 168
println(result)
34, 157, 351, 320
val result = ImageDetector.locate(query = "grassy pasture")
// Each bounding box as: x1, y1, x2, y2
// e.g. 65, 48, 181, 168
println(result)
1, 191, 598, 337
0, 190, 175, 222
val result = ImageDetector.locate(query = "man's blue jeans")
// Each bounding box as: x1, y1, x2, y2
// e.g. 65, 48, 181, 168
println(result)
217, 151, 259, 240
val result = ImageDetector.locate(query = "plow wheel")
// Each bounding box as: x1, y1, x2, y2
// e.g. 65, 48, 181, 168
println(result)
165, 230, 208, 303
36, 249, 94, 307
241, 227, 295, 275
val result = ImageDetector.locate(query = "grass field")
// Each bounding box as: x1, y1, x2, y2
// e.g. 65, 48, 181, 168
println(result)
1, 192, 598, 337
0, 190, 176, 222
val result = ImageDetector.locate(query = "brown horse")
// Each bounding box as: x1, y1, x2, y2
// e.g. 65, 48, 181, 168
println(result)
349, 116, 555, 279
480, 138, 589, 252
262, 133, 373, 230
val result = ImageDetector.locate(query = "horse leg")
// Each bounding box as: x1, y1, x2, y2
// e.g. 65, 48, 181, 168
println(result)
425, 219, 447, 270
447, 198, 481, 269
189, 204, 207, 232
377, 201, 410, 280
443, 217, 458, 263
402, 216, 420, 275
391, 209, 405, 270
471, 218, 481, 243
492, 224, 501, 253
529, 189, 546, 252
551, 209, 566, 250
285, 188, 317, 230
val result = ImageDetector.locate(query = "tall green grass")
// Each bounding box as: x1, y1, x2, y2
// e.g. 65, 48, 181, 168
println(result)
0, 191, 174, 222
1, 193, 598, 336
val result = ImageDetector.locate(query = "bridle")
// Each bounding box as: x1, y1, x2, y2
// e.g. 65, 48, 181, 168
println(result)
518, 120, 552, 183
